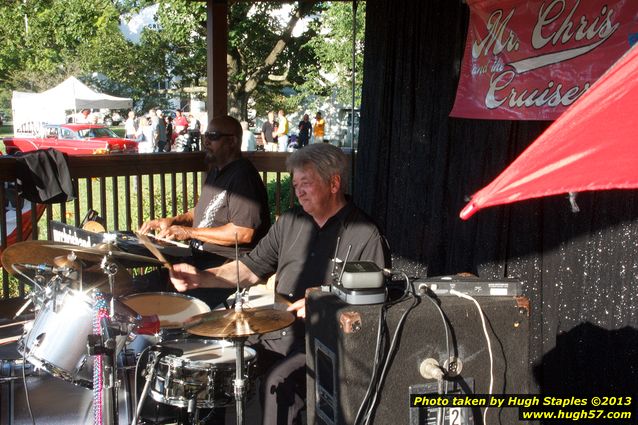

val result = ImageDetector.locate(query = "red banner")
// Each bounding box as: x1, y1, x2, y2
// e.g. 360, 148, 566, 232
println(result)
450, 0, 638, 120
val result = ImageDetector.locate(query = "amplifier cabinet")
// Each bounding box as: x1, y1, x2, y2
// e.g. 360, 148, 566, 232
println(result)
306, 291, 530, 425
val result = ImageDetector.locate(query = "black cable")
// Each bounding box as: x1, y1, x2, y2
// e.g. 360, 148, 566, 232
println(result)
354, 269, 413, 424
132, 345, 152, 422
22, 346, 36, 425
421, 291, 451, 391
353, 304, 386, 425
362, 272, 418, 425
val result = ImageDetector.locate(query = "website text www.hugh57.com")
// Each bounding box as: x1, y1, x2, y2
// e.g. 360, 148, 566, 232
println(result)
410, 394, 634, 422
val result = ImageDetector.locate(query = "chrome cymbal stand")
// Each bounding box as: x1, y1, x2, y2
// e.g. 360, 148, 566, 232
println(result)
97, 253, 121, 425
232, 336, 247, 425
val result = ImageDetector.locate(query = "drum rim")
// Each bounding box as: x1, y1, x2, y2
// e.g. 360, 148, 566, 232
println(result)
121, 292, 211, 311
158, 338, 257, 364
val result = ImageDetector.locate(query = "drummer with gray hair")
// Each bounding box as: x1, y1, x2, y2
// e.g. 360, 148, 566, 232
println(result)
170, 143, 390, 425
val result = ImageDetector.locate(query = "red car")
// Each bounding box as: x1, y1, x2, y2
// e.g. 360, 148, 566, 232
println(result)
3, 124, 138, 155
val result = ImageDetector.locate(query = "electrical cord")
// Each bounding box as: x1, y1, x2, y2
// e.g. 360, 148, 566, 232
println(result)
132, 345, 151, 424
449, 289, 494, 425
420, 289, 452, 425
353, 303, 386, 425
22, 346, 36, 425
361, 272, 419, 425
354, 270, 413, 425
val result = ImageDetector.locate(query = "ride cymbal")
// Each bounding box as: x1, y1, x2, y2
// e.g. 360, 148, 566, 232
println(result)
184, 308, 295, 338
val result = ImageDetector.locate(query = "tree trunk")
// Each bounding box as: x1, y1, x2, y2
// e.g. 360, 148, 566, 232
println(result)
228, 87, 250, 121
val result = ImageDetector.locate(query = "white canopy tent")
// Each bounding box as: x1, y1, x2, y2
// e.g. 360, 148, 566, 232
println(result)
11, 76, 133, 135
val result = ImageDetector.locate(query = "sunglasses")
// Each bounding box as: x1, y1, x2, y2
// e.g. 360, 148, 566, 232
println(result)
204, 131, 233, 141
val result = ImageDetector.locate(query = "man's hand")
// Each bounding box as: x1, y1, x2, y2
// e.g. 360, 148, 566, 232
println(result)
287, 298, 306, 319
169, 263, 203, 292
158, 225, 193, 241
139, 217, 174, 235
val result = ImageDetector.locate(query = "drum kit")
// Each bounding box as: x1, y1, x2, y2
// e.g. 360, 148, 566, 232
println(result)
0, 240, 295, 425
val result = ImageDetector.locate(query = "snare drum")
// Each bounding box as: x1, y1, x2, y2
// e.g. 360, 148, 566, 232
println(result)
149, 339, 256, 409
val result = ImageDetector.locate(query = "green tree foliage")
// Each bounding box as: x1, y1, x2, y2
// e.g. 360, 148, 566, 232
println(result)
0, 1, 363, 121
302, 2, 366, 107
148, 1, 323, 119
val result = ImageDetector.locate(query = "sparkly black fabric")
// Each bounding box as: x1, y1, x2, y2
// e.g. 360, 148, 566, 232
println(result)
356, 0, 638, 393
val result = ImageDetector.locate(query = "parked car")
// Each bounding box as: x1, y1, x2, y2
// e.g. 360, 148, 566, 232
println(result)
3, 124, 138, 155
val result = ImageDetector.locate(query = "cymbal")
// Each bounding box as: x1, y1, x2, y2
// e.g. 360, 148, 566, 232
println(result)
1, 241, 134, 296
184, 308, 295, 338
2, 241, 96, 275
80, 264, 134, 297
41, 243, 162, 267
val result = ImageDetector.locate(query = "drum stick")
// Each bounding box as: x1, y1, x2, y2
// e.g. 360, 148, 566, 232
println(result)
0, 335, 21, 346
144, 233, 190, 248
136, 233, 171, 269
0, 320, 29, 330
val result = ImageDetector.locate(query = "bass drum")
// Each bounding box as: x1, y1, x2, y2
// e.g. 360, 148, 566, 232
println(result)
0, 368, 133, 425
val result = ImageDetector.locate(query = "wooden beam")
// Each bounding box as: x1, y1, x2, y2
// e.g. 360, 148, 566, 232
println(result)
206, 0, 229, 120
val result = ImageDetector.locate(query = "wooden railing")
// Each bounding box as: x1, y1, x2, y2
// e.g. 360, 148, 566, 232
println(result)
0, 151, 295, 300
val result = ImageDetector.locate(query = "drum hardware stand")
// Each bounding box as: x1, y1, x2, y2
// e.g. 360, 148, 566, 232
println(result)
88, 315, 120, 425
231, 232, 248, 425
232, 336, 248, 425
100, 255, 119, 318
131, 345, 184, 425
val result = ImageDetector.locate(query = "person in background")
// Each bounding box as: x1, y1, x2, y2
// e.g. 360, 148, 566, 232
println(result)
313, 111, 325, 144
188, 114, 201, 151
77, 108, 92, 123
297, 114, 312, 148
136, 115, 153, 153
155, 110, 167, 152
276, 109, 289, 152
124, 110, 138, 139
241, 121, 257, 151
174, 109, 189, 130
165, 115, 173, 152
261, 111, 277, 152
169, 143, 390, 425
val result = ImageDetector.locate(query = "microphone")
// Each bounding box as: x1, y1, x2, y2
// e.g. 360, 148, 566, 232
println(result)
19, 263, 71, 274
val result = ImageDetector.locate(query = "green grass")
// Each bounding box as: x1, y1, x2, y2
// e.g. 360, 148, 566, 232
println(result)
40, 173, 201, 238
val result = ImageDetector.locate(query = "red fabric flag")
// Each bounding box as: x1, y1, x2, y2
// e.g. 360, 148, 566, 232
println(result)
460, 44, 638, 220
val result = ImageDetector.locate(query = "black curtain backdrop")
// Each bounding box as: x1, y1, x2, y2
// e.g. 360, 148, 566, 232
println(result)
355, 0, 638, 393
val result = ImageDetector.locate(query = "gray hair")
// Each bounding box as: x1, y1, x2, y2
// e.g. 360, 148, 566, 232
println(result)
286, 144, 349, 190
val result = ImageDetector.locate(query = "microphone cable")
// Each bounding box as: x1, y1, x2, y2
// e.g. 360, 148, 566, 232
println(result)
22, 347, 36, 425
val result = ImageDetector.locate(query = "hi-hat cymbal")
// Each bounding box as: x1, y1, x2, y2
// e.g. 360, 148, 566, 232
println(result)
184, 308, 295, 338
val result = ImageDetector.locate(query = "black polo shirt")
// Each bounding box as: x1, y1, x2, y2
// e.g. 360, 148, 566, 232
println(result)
240, 201, 390, 302
192, 157, 270, 260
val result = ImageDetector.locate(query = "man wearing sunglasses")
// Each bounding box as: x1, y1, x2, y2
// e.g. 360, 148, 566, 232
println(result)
138, 115, 271, 307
